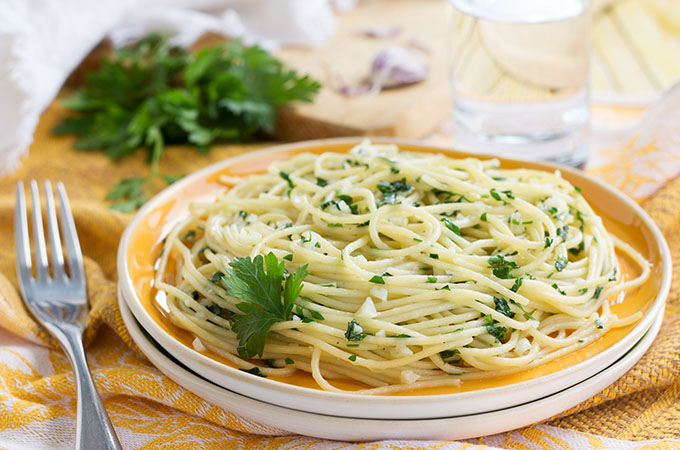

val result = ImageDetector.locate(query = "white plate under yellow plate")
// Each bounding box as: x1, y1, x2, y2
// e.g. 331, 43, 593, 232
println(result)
119, 288, 664, 441
117, 138, 671, 420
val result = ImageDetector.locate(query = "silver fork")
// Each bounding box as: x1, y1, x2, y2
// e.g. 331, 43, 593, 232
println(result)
15, 181, 123, 450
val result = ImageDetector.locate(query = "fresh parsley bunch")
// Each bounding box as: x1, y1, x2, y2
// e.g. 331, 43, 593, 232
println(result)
54, 34, 320, 212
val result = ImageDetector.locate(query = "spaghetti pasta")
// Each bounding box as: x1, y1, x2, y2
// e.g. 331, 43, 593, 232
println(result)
156, 141, 649, 394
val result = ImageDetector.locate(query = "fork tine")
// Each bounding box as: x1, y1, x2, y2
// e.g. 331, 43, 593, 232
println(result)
14, 182, 33, 285
44, 181, 66, 281
30, 180, 49, 282
56, 182, 84, 282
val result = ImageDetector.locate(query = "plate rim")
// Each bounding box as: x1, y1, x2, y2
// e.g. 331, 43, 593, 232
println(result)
117, 137, 672, 419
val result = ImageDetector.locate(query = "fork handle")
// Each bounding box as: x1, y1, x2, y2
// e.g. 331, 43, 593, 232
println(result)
45, 322, 123, 450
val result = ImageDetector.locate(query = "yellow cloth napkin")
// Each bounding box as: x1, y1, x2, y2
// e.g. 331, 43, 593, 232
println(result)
1, 103, 680, 449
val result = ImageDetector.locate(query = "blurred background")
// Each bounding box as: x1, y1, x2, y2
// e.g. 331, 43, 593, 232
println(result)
4, 0, 680, 172
3, 0, 679, 205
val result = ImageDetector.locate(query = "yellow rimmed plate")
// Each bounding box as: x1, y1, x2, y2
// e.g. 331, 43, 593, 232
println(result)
117, 138, 670, 420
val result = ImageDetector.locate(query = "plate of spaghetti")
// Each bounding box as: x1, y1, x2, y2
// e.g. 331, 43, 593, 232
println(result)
118, 139, 670, 420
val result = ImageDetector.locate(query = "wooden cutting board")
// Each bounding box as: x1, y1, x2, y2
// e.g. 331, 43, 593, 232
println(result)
274, 0, 451, 140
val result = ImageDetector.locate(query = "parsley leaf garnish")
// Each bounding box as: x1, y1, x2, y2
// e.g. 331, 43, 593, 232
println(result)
295, 303, 324, 322
211, 271, 225, 283
279, 171, 294, 188
575, 210, 586, 232
510, 277, 523, 293
442, 217, 462, 236
482, 314, 507, 342
593, 286, 603, 299
345, 319, 367, 341
493, 296, 515, 318
377, 179, 412, 194
376, 178, 412, 207
226, 252, 309, 358
321, 195, 358, 215
240, 367, 266, 377
555, 255, 568, 272
488, 254, 519, 279
557, 225, 569, 241
432, 188, 471, 203
569, 241, 585, 256
440, 349, 460, 360
608, 268, 618, 282
510, 299, 535, 320
552, 283, 567, 295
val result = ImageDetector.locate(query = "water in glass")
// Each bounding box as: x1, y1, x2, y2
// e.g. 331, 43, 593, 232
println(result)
449, 0, 590, 166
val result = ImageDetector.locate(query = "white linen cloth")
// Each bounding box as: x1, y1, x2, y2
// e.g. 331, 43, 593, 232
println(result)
0, 0, 336, 173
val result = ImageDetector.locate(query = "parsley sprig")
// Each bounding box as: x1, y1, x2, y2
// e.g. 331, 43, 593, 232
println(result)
54, 34, 320, 211
225, 252, 309, 358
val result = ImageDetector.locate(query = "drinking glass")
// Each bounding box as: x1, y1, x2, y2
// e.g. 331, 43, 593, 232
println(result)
448, 0, 590, 167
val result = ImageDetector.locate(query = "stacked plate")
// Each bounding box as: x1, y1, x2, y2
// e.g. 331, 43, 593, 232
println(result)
117, 138, 671, 441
